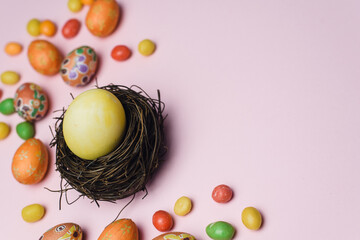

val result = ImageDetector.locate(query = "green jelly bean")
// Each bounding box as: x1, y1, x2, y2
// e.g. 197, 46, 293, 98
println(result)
16, 121, 35, 140
206, 221, 235, 240
0, 98, 15, 115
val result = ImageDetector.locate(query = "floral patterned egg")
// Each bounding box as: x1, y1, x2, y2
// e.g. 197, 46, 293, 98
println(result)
28, 40, 63, 76
14, 82, 49, 121
153, 232, 196, 240
60, 46, 98, 87
40, 223, 82, 240
11, 138, 48, 184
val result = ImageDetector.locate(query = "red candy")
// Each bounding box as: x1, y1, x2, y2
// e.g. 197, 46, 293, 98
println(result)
212, 184, 233, 203
152, 210, 173, 232
62, 19, 81, 39
111, 45, 131, 61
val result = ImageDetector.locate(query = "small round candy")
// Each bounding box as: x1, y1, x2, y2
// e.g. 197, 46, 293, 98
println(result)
0, 98, 15, 115
152, 210, 173, 232
16, 121, 35, 140
62, 19, 81, 38
1, 71, 20, 85
81, 0, 94, 5
212, 184, 233, 203
21, 204, 45, 223
27, 19, 41, 36
138, 39, 156, 56
40, 20, 57, 37
111, 45, 131, 61
174, 196, 192, 216
242, 207, 262, 230
68, 0, 83, 12
4, 42, 22, 56
0, 122, 10, 140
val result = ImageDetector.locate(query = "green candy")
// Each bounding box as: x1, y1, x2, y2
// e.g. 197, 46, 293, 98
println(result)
16, 121, 35, 140
206, 221, 235, 240
0, 98, 15, 115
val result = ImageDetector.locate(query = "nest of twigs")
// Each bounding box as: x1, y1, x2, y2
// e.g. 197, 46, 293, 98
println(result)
50, 84, 167, 205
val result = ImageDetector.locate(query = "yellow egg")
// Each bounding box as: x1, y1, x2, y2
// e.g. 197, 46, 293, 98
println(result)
21, 203, 45, 222
1, 71, 20, 85
0, 122, 10, 140
63, 89, 126, 160
174, 196, 192, 216
241, 206, 262, 230
138, 39, 156, 56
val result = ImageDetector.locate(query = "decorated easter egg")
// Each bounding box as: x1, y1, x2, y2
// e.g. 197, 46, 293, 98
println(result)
86, 0, 120, 37
28, 40, 62, 75
14, 83, 49, 121
63, 89, 126, 160
60, 46, 98, 87
153, 232, 196, 240
12, 138, 48, 184
98, 219, 138, 240
40, 223, 82, 240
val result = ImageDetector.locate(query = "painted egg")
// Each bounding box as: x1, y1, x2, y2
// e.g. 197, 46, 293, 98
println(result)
153, 232, 196, 240
86, 0, 120, 37
28, 40, 62, 76
60, 46, 98, 87
12, 138, 48, 184
14, 83, 49, 121
40, 223, 82, 240
98, 219, 138, 240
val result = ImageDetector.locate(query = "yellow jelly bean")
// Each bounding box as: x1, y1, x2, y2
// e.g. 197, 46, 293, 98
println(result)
21, 204, 45, 223
1, 71, 20, 85
138, 39, 156, 56
4, 42, 22, 56
241, 206, 262, 230
0, 122, 10, 140
27, 19, 41, 36
174, 196, 192, 216
68, 0, 83, 12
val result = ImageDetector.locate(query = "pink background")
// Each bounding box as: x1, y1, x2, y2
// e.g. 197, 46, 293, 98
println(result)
1, 0, 360, 239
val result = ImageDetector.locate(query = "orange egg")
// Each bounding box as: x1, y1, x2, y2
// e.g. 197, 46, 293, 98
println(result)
28, 40, 63, 76
12, 138, 48, 184
85, 0, 120, 37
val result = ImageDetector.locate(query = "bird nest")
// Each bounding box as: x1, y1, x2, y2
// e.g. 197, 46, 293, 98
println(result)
50, 84, 167, 206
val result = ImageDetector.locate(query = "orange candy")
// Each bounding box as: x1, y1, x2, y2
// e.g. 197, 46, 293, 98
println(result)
4, 42, 22, 56
12, 138, 48, 184
40, 20, 57, 37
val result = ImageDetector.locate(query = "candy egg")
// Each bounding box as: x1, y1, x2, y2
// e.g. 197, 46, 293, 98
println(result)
40, 20, 57, 37
153, 232, 196, 240
62, 19, 81, 39
12, 138, 48, 184
1, 71, 20, 85
21, 203, 45, 223
40, 223, 82, 240
174, 196, 192, 216
212, 184, 233, 203
152, 210, 173, 232
206, 221, 235, 240
138, 39, 156, 56
27, 19, 41, 37
60, 46, 98, 87
14, 83, 49, 121
4, 42, 22, 56
0, 122, 10, 140
241, 207, 262, 230
0, 98, 15, 115
85, 0, 120, 37
98, 219, 138, 240
28, 39, 62, 75
16, 121, 35, 140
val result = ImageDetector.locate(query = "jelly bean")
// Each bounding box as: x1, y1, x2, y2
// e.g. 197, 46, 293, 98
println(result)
62, 19, 81, 38
21, 204, 45, 223
174, 196, 192, 216
0, 122, 10, 140
111, 45, 131, 61
138, 39, 156, 56
40, 20, 57, 37
1, 71, 20, 85
212, 184, 233, 203
16, 121, 35, 140
4, 42, 22, 56
27, 19, 41, 36
152, 210, 173, 232
206, 221, 235, 240
0, 98, 15, 115
68, 0, 83, 12
241, 207, 262, 230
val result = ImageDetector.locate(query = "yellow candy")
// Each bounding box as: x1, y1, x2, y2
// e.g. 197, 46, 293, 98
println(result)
1, 71, 20, 85
174, 196, 192, 216
241, 207, 262, 230
68, 0, 83, 12
27, 19, 41, 36
4, 42, 22, 56
21, 204, 45, 223
138, 39, 156, 56
0, 122, 10, 140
